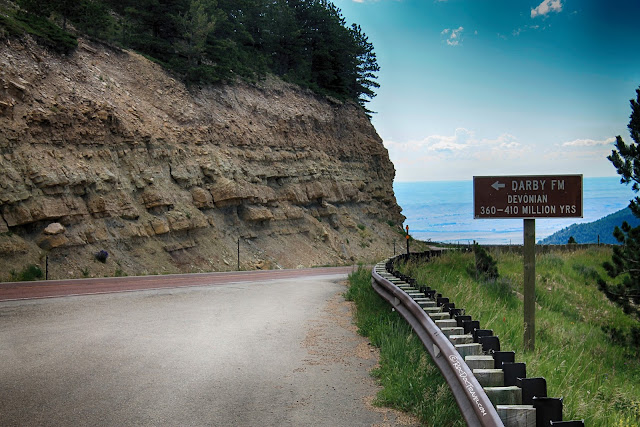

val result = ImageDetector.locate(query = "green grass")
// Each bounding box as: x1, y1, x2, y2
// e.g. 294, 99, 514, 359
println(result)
345, 267, 465, 426
398, 247, 640, 426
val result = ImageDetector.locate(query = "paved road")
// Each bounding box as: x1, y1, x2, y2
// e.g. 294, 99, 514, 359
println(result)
0, 267, 356, 301
0, 270, 418, 426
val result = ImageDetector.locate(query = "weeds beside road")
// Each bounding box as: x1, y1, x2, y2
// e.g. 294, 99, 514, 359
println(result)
345, 267, 464, 426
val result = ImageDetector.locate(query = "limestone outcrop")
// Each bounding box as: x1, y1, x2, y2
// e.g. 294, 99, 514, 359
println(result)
0, 37, 404, 279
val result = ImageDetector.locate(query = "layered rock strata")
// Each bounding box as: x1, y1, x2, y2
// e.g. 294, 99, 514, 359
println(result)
0, 37, 404, 279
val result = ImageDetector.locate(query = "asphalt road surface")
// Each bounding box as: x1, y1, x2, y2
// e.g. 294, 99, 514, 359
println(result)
0, 269, 418, 426
0, 267, 356, 301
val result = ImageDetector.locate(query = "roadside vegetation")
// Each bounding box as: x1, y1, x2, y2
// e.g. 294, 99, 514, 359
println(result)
9, 264, 43, 281
394, 248, 640, 425
0, 0, 379, 109
345, 266, 465, 426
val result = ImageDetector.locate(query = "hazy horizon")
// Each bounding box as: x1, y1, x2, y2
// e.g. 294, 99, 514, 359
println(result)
394, 177, 635, 244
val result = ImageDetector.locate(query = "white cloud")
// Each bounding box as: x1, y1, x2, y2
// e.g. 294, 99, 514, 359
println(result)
510, 24, 545, 38
386, 128, 521, 153
531, 0, 563, 18
383, 129, 531, 181
423, 128, 473, 151
383, 130, 620, 182
562, 137, 616, 147
441, 26, 464, 46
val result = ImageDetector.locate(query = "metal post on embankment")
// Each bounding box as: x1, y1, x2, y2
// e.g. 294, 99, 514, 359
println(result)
405, 225, 410, 255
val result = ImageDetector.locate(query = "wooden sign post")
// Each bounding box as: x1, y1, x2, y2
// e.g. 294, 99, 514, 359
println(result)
473, 175, 583, 351
523, 218, 536, 350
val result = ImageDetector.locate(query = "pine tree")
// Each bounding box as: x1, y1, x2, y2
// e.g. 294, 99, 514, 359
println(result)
608, 87, 640, 217
350, 23, 379, 107
53, 0, 78, 30
177, 0, 216, 68
74, 1, 112, 39
600, 86, 640, 319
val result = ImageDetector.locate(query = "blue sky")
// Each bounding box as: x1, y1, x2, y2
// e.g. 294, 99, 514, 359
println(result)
332, 0, 640, 181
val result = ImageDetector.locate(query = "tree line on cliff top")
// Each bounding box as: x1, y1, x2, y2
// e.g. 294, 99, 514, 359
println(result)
10, 0, 379, 108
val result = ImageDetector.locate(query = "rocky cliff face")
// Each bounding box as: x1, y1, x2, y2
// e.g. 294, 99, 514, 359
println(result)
0, 37, 404, 280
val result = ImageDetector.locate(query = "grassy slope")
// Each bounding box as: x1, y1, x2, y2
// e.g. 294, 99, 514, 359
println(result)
398, 248, 640, 425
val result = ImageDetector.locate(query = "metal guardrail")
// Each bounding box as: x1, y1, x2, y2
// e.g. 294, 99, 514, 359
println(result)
371, 257, 504, 427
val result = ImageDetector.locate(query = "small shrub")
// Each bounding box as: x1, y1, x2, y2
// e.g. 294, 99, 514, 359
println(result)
22, 264, 43, 281
387, 220, 395, 227
114, 268, 126, 277
473, 243, 499, 280
568, 236, 577, 244
95, 250, 109, 263
602, 325, 629, 346
10, 264, 44, 281
357, 223, 366, 231
572, 263, 599, 281
601, 324, 640, 351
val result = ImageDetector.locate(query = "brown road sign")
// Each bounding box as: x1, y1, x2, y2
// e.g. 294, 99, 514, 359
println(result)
473, 175, 583, 219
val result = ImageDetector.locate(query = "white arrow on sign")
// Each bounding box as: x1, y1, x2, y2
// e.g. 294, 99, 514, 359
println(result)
491, 181, 505, 191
